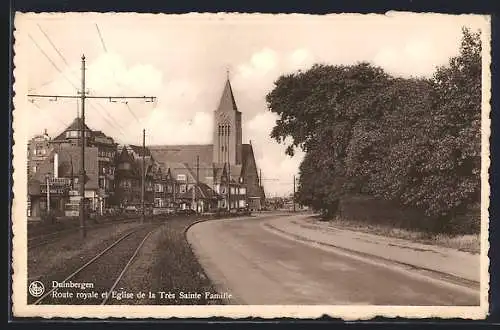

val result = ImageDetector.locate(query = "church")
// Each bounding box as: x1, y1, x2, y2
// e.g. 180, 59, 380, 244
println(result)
148, 77, 266, 211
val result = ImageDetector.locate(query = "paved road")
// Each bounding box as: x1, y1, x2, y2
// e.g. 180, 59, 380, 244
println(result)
187, 216, 480, 305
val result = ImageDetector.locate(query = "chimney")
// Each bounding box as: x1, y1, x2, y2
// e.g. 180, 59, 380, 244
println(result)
54, 153, 59, 178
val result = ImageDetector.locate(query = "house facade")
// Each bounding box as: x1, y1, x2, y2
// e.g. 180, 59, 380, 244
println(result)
28, 145, 100, 218
27, 129, 52, 181
49, 118, 117, 210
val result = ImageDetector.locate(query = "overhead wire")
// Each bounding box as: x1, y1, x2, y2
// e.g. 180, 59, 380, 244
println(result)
30, 100, 70, 131
31, 25, 129, 139
95, 23, 144, 126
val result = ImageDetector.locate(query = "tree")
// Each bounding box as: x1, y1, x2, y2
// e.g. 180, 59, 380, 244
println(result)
267, 27, 482, 230
404, 28, 482, 224
267, 63, 393, 214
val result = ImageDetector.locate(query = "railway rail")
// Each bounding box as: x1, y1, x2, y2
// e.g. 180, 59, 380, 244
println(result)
30, 222, 162, 305
27, 216, 146, 250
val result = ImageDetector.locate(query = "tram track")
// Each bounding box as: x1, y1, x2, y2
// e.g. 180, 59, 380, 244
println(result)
30, 222, 163, 305
27, 216, 145, 250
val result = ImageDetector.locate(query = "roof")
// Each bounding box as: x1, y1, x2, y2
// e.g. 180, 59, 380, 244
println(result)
240, 143, 265, 198
52, 117, 115, 144
53, 118, 91, 141
117, 147, 135, 163
149, 143, 249, 185
178, 182, 220, 200
128, 144, 152, 158
155, 160, 198, 184
217, 79, 239, 113
149, 144, 213, 165
33, 145, 99, 190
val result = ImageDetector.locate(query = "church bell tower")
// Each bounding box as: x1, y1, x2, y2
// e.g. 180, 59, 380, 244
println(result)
213, 77, 242, 166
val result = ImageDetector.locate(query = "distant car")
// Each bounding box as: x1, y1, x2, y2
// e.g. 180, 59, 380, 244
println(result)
124, 206, 138, 213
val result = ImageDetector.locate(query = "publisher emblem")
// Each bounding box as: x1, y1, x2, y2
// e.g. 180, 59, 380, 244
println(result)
29, 281, 45, 297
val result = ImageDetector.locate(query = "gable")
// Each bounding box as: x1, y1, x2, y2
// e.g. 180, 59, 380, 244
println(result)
241, 144, 263, 197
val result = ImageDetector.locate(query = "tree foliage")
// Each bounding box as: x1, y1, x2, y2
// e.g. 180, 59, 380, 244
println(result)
267, 27, 482, 230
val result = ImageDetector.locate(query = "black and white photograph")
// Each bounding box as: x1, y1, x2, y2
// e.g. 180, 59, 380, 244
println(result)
11, 12, 490, 319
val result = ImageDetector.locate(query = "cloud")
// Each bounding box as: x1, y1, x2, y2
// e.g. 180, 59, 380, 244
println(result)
244, 112, 304, 196
373, 38, 457, 77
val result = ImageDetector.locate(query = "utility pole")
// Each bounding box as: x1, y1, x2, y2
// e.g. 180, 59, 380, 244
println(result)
28, 55, 156, 239
293, 175, 296, 212
79, 56, 86, 237
142, 129, 145, 224
196, 155, 199, 213
227, 127, 231, 212
46, 174, 51, 214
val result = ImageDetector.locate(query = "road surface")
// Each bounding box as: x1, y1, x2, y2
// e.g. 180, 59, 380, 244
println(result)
187, 215, 480, 305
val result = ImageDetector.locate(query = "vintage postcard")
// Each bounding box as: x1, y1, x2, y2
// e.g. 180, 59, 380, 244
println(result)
11, 12, 491, 320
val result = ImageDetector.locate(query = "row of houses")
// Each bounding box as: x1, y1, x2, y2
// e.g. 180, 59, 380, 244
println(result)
27, 121, 258, 219
27, 77, 266, 219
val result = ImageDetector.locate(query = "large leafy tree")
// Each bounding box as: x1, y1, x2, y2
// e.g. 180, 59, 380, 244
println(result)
267, 62, 392, 211
406, 28, 482, 221
267, 27, 482, 228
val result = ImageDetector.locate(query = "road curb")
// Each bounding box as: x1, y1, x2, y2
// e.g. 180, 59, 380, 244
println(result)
263, 222, 480, 291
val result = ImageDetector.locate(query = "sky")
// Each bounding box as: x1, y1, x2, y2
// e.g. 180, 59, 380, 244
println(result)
13, 12, 489, 197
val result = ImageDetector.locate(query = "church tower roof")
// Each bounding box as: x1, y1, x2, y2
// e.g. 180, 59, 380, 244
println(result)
217, 78, 238, 112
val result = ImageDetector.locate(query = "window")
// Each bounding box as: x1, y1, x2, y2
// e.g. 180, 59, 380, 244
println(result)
230, 187, 235, 195
220, 186, 226, 194
119, 180, 132, 189
154, 198, 162, 207
239, 187, 246, 195
32, 166, 37, 173
35, 145, 44, 156
167, 184, 173, 193
177, 174, 186, 182
154, 183, 164, 193
66, 131, 79, 138
179, 184, 187, 193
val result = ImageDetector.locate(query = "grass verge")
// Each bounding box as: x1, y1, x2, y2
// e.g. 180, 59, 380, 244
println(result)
309, 216, 480, 254
150, 216, 224, 305
103, 215, 229, 305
